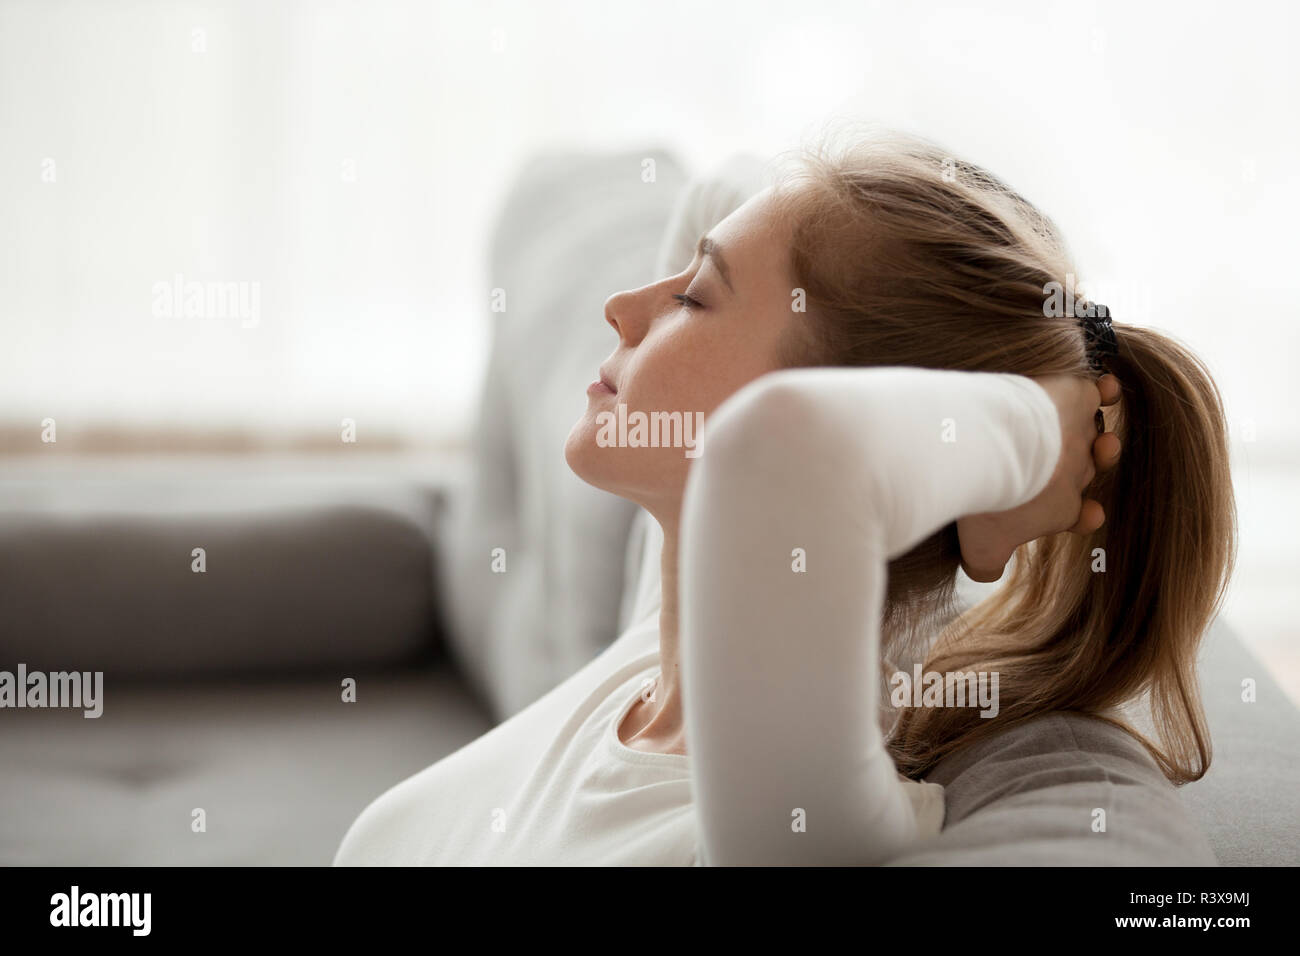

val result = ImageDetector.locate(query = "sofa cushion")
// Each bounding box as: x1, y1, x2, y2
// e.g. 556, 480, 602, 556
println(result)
0, 663, 492, 865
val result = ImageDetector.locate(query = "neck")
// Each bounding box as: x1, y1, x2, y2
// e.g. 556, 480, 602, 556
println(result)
619, 512, 688, 754
657, 517, 683, 712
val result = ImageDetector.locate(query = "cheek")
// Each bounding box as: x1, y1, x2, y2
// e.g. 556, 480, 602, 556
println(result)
565, 315, 785, 501
623, 330, 730, 419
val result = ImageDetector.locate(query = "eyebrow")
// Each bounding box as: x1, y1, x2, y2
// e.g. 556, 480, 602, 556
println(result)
696, 235, 734, 293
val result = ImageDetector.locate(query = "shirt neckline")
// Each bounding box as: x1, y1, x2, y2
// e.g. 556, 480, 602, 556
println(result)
604, 666, 690, 767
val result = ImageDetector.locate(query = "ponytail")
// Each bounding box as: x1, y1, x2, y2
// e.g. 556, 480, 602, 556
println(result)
889, 323, 1238, 783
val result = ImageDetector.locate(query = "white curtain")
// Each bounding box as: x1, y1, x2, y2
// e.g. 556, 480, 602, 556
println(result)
1, 0, 1296, 451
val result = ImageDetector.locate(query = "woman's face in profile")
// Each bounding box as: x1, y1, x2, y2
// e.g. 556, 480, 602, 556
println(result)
564, 186, 805, 517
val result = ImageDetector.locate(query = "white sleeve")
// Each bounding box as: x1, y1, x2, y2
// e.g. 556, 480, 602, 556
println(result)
678, 366, 1062, 866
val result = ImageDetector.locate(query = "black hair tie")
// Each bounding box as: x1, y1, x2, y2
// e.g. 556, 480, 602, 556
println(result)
1078, 304, 1118, 373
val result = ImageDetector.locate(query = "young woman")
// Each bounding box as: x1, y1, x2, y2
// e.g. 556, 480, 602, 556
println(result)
333, 130, 1236, 866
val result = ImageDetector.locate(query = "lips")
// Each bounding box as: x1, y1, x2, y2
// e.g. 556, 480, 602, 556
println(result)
597, 366, 618, 394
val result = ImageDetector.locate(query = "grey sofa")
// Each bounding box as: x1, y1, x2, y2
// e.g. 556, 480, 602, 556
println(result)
1, 148, 1296, 866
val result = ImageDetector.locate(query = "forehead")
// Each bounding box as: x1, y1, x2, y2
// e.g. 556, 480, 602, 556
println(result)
707, 188, 791, 292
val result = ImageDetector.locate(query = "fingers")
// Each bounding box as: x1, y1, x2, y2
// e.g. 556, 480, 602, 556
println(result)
1093, 431, 1121, 470
1093, 373, 1122, 466
1059, 376, 1120, 539
1067, 497, 1106, 535
1074, 384, 1118, 536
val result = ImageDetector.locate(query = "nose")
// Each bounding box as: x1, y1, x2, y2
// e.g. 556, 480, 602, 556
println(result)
603, 284, 654, 345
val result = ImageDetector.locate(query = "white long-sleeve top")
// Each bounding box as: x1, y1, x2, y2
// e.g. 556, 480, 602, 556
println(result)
332, 367, 1062, 866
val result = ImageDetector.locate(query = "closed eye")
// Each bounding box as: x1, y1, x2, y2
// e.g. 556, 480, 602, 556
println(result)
672, 292, 703, 310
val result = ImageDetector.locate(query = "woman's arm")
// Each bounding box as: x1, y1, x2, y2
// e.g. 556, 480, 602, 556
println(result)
678, 366, 1062, 866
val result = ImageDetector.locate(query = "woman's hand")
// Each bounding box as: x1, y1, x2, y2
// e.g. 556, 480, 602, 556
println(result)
956, 373, 1123, 583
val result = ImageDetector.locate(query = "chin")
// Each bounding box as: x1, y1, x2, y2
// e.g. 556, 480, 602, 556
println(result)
563, 417, 636, 503
564, 414, 606, 489
564, 406, 690, 513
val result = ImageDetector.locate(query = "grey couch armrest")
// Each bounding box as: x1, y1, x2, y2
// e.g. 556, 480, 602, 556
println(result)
887, 711, 1217, 865
0, 461, 455, 680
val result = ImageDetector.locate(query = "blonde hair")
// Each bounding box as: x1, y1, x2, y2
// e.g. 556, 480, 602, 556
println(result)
767, 125, 1237, 784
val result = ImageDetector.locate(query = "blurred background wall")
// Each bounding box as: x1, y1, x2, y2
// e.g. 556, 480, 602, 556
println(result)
1, 0, 1297, 697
